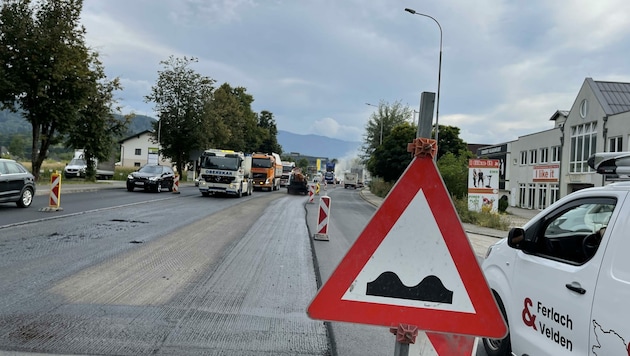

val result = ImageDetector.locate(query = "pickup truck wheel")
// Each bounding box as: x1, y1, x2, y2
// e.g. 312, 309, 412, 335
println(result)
482, 295, 511, 356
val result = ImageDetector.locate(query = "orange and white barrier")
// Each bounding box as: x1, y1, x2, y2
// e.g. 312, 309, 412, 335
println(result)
41, 171, 63, 212
314, 195, 331, 241
173, 174, 180, 194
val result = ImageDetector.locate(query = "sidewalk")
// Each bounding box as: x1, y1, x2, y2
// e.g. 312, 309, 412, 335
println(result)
359, 189, 540, 239
35, 180, 127, 196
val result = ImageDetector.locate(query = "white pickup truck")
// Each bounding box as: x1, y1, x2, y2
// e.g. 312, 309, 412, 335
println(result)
481, 151, 630, 356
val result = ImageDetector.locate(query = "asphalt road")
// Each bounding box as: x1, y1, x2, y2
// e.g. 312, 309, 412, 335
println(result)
0, 183, 502, 355
0, 185, 329, 355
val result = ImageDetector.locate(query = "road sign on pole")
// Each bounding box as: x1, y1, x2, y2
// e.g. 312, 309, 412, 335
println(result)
307, 147, 506, 341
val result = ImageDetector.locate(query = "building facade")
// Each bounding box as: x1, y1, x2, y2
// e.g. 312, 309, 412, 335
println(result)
478, 78, 630, 210
118, 130, 173, 168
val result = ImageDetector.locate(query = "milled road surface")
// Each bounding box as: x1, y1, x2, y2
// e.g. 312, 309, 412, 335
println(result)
0, 191, 328, 355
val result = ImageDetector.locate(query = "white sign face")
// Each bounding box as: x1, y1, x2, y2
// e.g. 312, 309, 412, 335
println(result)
341, 187, 475, 313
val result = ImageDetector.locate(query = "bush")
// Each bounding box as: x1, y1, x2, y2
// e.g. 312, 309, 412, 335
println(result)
452, 195, 510, 231
369, 177, 394, 198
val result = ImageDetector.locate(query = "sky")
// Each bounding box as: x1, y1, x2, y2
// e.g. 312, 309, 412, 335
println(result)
80, 0, 630, 145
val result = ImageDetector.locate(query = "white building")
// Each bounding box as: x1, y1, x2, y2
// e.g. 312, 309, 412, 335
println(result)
118, 130, 172, 168
479, 78, 630, 210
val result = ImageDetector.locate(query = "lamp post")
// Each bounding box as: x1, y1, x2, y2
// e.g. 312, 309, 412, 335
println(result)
404, 8, 442, 146
365, 102, 383, 145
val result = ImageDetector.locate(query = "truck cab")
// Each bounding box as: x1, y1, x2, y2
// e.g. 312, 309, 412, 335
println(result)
198, 149, 253, 198
481, 151, 630, 356
251, 153, 282, 191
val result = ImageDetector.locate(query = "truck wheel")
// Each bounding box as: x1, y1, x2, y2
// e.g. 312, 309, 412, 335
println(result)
482, 295, 511, 356
237, 184, 243, 198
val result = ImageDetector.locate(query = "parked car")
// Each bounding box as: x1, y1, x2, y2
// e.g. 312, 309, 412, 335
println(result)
126, 165, 175, 193
0, 158, 36, 208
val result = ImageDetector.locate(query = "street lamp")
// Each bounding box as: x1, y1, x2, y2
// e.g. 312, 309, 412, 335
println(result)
404, 8, 442, 146
365, 102, 383, 145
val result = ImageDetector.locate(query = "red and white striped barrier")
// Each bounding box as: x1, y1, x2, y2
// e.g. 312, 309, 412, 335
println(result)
173, 174, 180, 194
41, 171, 63, 212
314, 195, 331, 241
308, 183, 315, 203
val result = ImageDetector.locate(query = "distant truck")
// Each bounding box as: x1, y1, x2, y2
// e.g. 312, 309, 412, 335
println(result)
197, 149, 253, 198
324, 162, 336, 185
280, 161, 295, 187
64, 149, 115, 180
351, 167, 364, 188
251, 152, 283, 191
287, 168, 309, 195
343, 172, 358, 189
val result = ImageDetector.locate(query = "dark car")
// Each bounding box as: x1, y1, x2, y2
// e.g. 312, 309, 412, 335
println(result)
0, 158, 36, 208
126, 164, 175, 193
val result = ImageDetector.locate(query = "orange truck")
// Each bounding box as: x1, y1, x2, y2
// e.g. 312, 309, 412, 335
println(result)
251, 152, 283, 191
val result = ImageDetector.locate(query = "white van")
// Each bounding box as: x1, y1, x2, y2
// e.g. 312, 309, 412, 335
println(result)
481, 152, 630, 356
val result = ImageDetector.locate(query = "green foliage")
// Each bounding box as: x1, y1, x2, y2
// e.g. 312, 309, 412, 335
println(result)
368, 177, 394, 198
436, 150, 473, 199
66, 54, 128, 181
297, 158, 309, 173
145, 56, 216, 176
0, 0, 117, 180
255, 110, 282, 154
452, 196, 511, 230
498, 195, 509, 213
435, 125, 469, 160
361, 100, 413, 164
366, 123, 415, 182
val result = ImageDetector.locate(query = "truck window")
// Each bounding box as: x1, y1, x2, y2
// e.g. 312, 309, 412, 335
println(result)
252, 158, 272, 168
535, 200, 616, 264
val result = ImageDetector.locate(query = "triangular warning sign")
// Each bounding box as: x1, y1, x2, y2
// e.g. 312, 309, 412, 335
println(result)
307, 156, 507, 338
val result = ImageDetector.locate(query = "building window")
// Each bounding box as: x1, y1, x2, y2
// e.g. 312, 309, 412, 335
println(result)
539, 147, 549, 163
551, 145, 561, 162
609, 136, 623, 152
550, 184, 559, 205
528, 183, 536, 209
570, 122, 597, 173
529, 149, 538, 164
580, 99, 589, 119
537, 184, 547, 210
520, 151, 528, 165
134, 162, 141, 167
135, 148, 142, 156
519, 184, 527, 208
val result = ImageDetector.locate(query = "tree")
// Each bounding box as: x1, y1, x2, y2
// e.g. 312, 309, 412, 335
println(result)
145, 56, 216, 176
65, 54, 129, 181
437, 150, 473, 198
361, 100, 412, 163
297, 158, 309, 174
366, 123, 416, 182
8, 134, 26, 159
0, 0, 101, 180
435, 125, 469, 160
256, 110, 282, 154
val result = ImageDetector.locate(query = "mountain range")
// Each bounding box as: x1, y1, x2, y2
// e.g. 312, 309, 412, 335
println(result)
0, 110, 362, 160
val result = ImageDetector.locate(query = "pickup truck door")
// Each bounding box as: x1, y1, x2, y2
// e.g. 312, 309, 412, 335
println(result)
509, 198, 617, 356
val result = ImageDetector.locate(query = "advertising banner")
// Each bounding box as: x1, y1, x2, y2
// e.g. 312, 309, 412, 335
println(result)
468, 159, 500, 212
